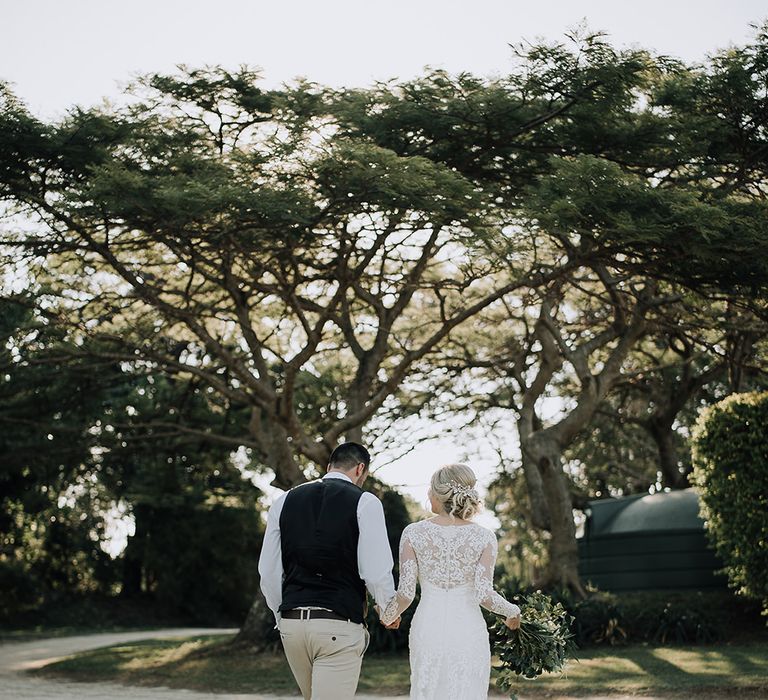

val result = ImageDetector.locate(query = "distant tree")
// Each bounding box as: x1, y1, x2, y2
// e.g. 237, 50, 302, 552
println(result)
0, 294, 264, 624
567, 307, 767, 496
96, 371, 264, 623
0, 295, 120, 614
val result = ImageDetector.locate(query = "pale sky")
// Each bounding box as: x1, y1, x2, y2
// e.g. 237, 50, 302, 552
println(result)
3, 1, 766, 121
3, 0, 765, 526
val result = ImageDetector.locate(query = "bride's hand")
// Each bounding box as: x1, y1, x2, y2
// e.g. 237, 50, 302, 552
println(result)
504, 614, 521, 630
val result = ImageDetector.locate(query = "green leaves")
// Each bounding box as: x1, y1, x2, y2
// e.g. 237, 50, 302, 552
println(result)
313, 139, 480, 223
142, 65, 273, 118
493, 591, 576, 697
524, 154, 768, 295
690, 392, 768, 618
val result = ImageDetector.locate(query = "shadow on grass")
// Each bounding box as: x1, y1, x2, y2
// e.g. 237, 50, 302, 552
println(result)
720, 647, 768, 677
34, 636, 768, 697
496, 643, 768, 696
34, 635, 409, 695
629, 646, 694, 687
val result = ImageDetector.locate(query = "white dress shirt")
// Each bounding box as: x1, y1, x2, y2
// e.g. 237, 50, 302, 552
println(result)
258, 471, 396, 625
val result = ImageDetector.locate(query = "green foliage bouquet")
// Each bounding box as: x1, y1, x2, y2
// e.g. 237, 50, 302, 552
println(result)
493, 591, 576, 697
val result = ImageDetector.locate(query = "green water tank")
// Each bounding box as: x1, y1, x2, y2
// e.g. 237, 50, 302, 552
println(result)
577, 489, 727, 590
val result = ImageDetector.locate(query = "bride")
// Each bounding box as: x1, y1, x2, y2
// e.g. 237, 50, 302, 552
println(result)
379, 464, 521, 700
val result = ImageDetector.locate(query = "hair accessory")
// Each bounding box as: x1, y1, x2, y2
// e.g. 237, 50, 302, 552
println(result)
448, 480, 478, 501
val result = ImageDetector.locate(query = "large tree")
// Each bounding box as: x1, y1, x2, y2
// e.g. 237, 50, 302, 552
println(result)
326, 27, 768, 593
0, 67, 570, 491
0, 65, 571, 641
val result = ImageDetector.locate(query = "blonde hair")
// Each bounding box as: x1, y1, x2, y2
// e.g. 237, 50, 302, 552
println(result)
429, 464, 482, 520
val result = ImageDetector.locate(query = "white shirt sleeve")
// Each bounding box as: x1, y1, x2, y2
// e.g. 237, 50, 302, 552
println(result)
258, 492, 286, 626
357, 492, 397, 612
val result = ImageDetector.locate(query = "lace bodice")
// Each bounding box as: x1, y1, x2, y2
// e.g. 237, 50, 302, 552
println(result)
380, 519, 521, 625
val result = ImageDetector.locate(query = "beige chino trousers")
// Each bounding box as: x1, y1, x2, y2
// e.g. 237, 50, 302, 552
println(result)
279, 617, 370, 700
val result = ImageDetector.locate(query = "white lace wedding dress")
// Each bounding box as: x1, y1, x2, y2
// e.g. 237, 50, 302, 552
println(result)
381, 519, 521, 700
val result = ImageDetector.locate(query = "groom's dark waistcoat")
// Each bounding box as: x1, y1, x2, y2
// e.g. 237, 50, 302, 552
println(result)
279, 477, 367, 624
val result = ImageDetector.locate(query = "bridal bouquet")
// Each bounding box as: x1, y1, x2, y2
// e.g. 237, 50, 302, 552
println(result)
492, 591, 576, 696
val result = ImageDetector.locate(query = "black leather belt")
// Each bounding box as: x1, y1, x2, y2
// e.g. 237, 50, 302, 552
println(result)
282, 609, 350, 621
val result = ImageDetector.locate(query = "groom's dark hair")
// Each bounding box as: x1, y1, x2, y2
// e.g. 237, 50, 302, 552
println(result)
328, 442, 370, 472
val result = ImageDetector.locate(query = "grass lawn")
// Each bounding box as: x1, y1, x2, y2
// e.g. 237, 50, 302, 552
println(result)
34, 635, 309, 695
520, 643, 768, 696
34, 634, 768, 697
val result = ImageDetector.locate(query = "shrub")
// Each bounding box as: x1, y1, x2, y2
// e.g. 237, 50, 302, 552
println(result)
690, 391, 768, 619
623, 598, 720, 644
570, 591, 627, 645
564, 589, 737, 646
0, 559, 41, 620
143, 502, 263, 625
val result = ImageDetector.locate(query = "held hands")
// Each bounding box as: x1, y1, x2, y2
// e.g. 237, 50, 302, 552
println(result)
374, 605, 401, 630
384, 617, 401, 630
504, 614, 521, 631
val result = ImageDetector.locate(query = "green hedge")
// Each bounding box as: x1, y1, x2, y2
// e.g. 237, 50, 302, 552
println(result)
690, 391, 768, 619
566, 590, 752, 646
486, 569, 763, 647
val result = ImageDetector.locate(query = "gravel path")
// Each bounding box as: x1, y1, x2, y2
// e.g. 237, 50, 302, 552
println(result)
0, 628, 760, 699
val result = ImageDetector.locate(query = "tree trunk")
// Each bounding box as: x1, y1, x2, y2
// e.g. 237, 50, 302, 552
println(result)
233, 588, 280, 650
517, 417, 551, 531
344, 387, 366, 444
265, 423, 307, 489
525, 437, 586, 598
519, 445, 551, 530
119, 502, 148, 598
235, 426, 311, 645
648, 418, 690, 489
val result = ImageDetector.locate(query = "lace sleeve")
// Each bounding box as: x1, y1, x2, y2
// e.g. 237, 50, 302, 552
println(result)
380, 528, 418, 625
474, 533, 521, 619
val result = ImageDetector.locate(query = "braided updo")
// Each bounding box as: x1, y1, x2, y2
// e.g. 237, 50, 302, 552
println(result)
429, 463, 482, 520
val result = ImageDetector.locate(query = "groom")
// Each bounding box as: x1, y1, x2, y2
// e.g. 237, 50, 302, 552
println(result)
258, 442, 400, 700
